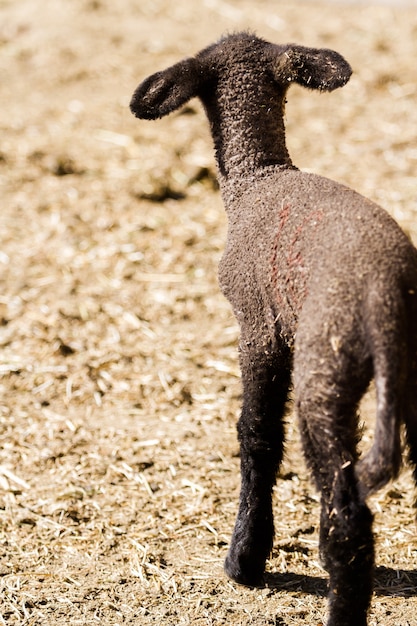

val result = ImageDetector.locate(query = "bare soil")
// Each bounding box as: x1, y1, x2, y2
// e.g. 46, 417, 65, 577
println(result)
1, 0, 417, 624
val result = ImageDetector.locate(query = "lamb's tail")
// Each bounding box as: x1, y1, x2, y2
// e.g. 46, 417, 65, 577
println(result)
356, 367, 403, 498
402, 288, 417, 494
356, 288, 413, 498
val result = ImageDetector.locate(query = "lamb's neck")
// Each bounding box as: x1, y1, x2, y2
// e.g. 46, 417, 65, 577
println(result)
204, 97, 293, 182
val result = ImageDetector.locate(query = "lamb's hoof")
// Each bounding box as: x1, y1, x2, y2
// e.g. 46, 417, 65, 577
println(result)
224, 554, 265, 588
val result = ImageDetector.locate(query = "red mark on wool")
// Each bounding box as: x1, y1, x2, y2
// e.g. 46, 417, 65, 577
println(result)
271, 205, 324, 314
270, 203, 291, 304
278, 202, 291, 233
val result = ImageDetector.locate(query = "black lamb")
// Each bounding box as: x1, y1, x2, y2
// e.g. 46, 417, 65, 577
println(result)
130, 32, 417, 626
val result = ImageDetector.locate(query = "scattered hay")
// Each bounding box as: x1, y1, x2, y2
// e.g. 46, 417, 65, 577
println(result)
1, 0, 417, 624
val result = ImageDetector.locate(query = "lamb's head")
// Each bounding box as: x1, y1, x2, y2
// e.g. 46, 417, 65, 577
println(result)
130, 33, 351, 176
130, 32, 351, 120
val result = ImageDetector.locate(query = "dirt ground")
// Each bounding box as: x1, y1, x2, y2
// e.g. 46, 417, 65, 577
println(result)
1, 0, 417, 624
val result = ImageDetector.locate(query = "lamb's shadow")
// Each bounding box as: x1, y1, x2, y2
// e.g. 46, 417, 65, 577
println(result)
264, 566, 417, 598
264, 571, 328, 597
373, 566, 417, 598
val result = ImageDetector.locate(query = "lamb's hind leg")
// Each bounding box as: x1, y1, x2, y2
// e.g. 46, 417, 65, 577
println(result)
296, 380, 374, 626
225, 344, 291, 587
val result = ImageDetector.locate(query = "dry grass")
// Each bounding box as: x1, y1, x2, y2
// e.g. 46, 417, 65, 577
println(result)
1, 0, 417, 623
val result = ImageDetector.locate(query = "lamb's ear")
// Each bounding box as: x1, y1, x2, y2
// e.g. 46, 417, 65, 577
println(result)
273, 45, 352, 92
130, 57, 202, 120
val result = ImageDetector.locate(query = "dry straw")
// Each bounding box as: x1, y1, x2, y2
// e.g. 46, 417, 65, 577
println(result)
1, 0, 417, 624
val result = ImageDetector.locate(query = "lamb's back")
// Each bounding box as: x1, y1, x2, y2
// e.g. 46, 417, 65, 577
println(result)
219, 169, 417, 348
